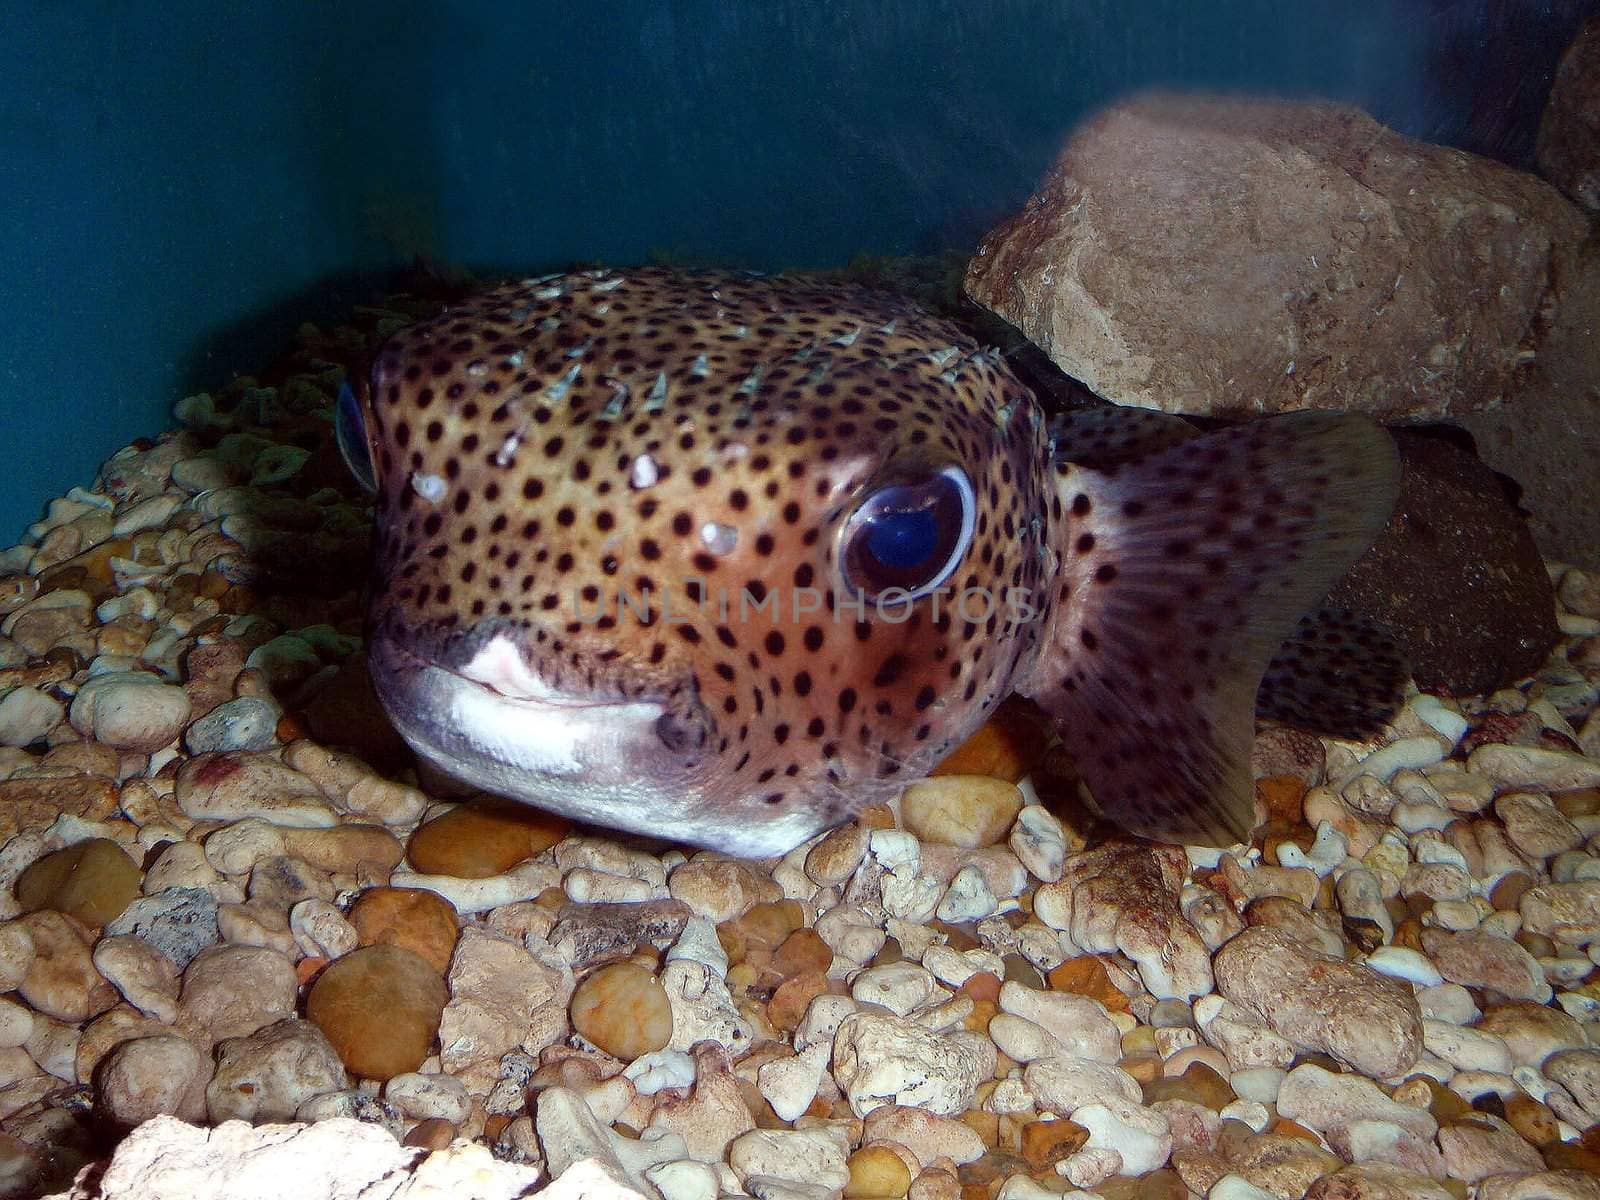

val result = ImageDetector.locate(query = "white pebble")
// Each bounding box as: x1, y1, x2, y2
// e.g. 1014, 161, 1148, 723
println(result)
624, 1050, 696, 1096
564, 868, 655, 903
850, 962, 945, 1017
1218, 1100, 1271, 1133
1391, 800, 1455, 833
1362, 946, 1443, 986
1355, 736, 1446, 782
665, 917, 729, 976
869, 830, 920, 873
1411, 696, 1469, 747
756, 1043, 829, 1122
1073, 1098, 1171, 1176
1273, 821, 1346, 877
1228, 1067, 1285, 1104
935, 865, 998, 922
1009, 805, 1066, 883
646, 1161, 719, 1200
1061, 1146, 1123, 1190
1417, 983, 1481, 1025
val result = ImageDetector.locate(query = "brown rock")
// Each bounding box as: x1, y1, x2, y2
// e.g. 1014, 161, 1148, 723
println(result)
280, 825, 404, 876
305, 945, 448, 1080
568, 962, 672, 1060
1478, 1000, 1586, 1068
1460, 241, 1600, 568
347, 887, 460, 975
1539, 18, 1600, 210
768, 969, 832, 1033
774, 928, 833, 979
1322, 429, 1558, 694
930, 699, 1049, 783
1018, 1117, 1089, 1170
1215, 926, 1422, 1079
1304, 1162, 1455, 1200
1505, 1093, 1561, 1146
549, 899, 692, 970
1251, 727, 1327, 787
1093, 1170, 1186, 1200
0, 776, 119, 840
406, 800, 569, 878
1045, 955, 1130, 1014
846, 1144, 915, 1198
1420, 927, 1551, 1002
177, 944, 298, 1047
15, 838, 142, 928
1438, 1117, 1544, 1183
1036, 840, 1212, 1000
966, 94, 1587, 422
1144, 1062, 1235, 1112
16, 910, 118, 1022
403, 1118, 457, 1150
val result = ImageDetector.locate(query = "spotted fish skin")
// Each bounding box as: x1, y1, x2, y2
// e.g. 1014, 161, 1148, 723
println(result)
355, 269, 1052, 857
350, 267, 1399, 857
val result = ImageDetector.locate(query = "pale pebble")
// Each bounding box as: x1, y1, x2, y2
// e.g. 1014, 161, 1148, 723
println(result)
624, 1050, 697, 1096
832, 1011, 994, 1118
1072, 1097, 1171, 1177
851, 962, 946, 1018
1363, 946, 1443, 987
1219, 1099, 1270, 1132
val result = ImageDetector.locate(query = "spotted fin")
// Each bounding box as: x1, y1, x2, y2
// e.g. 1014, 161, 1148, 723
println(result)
1047, 405, 1199, 470
1018, 412, 1401, 846
1259, 608, 1409, 740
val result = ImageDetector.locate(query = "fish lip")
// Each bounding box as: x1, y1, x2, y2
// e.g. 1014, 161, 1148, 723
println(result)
363, 629, 713, 790
369, 634, 666, 715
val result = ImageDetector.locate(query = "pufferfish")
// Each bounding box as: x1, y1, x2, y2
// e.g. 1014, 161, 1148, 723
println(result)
337, 268, 1401, 859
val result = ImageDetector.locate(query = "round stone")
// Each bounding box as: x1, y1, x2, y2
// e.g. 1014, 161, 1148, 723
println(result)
406, 800, 570, 878
845, 1145, 914, 1198
94, 1033, 206, 1129
899, 776, 1024, 849
306, 945, 448, 1081
347, 887, 461, 975
15, 838, 142, 928
929, 700, 1049, 783
569, 962, 673, 1060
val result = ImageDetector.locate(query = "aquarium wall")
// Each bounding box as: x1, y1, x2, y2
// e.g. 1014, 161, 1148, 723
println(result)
3, 0, 1590, 542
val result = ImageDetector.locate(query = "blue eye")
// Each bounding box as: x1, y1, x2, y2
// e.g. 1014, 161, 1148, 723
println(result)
336, 380, 377, 493
840, 466, 975, 601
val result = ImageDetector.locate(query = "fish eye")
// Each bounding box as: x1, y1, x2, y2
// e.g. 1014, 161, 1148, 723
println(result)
335, 380, 378, 493
839, 465, 975, 602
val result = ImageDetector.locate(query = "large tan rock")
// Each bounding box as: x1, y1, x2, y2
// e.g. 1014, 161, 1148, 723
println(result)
966, 94, 1588, 421
1214, 926, 1423, 1079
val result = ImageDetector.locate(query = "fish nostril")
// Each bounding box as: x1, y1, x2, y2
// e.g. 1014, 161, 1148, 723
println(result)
654, 711, 707, 754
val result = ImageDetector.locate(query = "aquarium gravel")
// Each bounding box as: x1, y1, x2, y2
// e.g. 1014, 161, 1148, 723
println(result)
0, 295, 1597, 1200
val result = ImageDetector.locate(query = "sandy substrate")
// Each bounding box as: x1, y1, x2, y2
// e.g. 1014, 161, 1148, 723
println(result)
0, 299, 1597, 1200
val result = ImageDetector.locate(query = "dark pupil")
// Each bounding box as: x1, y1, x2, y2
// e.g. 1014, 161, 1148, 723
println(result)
843, 472, 967, 599
866, 509, 938, 570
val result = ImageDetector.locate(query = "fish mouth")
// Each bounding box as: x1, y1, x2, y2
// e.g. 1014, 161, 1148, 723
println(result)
365, 629, 718, 833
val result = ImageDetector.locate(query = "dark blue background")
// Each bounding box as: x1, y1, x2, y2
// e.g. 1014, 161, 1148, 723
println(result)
2, 1, 1592, 540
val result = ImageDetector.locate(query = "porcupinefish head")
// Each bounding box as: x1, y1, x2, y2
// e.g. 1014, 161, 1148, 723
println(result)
340, 267, 1400, 859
